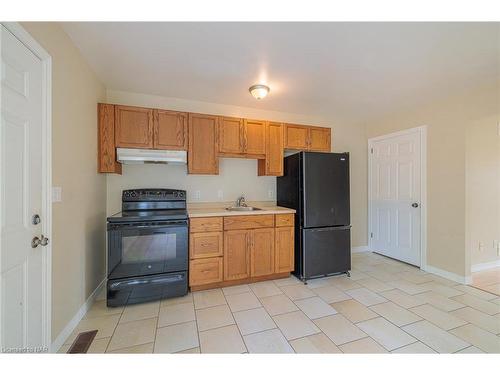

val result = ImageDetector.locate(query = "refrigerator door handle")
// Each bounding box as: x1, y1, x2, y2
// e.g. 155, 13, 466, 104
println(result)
308, 225, 352, 232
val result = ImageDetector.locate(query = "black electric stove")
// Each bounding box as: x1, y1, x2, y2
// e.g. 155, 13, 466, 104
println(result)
106, 189, 188, 307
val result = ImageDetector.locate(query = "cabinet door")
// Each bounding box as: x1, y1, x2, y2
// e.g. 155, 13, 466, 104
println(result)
98, 103, 121, 174
114, 105, 153, 148
284, 124, 309, 150
190, 232, 223, 259
224, 230, 250, 281
258, 122, 283, 176
309, 127, 331, 152
244, 119, 266, 156
275, 226, 294, 273
188, 113, 219, 174
189, 257, 223, 286
251, 228, 275, 277
153, 109, 187, 150
219, 116, 244, 154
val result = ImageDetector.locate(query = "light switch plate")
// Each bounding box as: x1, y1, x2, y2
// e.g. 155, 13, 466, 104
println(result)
52, 186, 62, 203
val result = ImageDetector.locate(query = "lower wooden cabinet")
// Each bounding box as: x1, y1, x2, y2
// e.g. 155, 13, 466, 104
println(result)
189, 257, 223, 286
275, 226, 295, 273
223, 230, 250, 281
190, 232, 223, 259
251, 228, 275, 277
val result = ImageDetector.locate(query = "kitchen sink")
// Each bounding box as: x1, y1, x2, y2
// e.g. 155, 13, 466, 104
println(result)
225, 206, 262, 211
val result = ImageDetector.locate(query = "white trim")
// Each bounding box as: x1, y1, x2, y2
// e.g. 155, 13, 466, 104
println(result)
421, 264, 470, 285
352, 246, 371, 253
50, 279, 106, 353
471, 260, 500, 273
0, 22, 53, 352
367, 125, 428, 269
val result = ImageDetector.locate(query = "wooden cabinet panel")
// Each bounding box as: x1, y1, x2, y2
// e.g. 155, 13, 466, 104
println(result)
190, 232, 223, 259
224, 230, 250, 281
115, 105, 153, 148
98, 103, 121, 174
219, 117, 244, 154
275, 226, 294, 273
284, 124, 309, 150
251, 228, 275, 277
188, 113, 219, 174
190, 257, 223, 286
258, 122, 283, 176
190, 217, 223, 232
244, 119, 266, 156
309, 127, 331, 152
153, 109, 187, 150
223, 215, 274, 231
275, 214, 294, 227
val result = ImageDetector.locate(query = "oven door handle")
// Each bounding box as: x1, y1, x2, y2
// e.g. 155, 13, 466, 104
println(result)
109, 221, 187, 230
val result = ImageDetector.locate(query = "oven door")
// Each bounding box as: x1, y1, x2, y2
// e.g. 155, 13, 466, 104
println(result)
107, 220, 188, 280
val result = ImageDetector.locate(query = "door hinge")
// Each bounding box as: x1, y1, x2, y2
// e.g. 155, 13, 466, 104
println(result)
370, 148, 373, 154
370, 232, 373, 238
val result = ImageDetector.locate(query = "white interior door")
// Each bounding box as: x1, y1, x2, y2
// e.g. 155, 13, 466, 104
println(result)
1, 25, 49, 351
369, 129, 422, 266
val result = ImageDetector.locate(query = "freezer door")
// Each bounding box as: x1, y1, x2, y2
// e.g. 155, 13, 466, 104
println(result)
303, 152, 350, 228
303, 226, 351, 279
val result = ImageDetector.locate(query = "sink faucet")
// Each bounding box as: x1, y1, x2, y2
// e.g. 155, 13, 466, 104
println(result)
235, 195, 247, 207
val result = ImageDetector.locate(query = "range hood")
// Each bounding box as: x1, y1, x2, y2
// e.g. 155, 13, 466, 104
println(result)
117, 148, 187, 165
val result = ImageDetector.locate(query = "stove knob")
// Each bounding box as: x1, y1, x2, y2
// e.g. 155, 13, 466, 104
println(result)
179, 192, 184, 198
174, 192, 178, 197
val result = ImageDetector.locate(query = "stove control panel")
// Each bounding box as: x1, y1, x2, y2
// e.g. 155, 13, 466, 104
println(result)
122, 189, 186, 202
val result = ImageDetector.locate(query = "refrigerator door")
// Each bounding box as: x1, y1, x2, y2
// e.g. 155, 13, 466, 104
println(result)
303, 152, 350, 228
302, 226, 351, 279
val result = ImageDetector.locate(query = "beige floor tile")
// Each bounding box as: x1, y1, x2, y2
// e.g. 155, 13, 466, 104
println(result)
449, 324, 500, 353
339, 337, 388, 353
331, 299, 378, 323
428, 274, 460, 287
491, 297, 500, 305
451, 307, 500, 334
402, 320, 469, 353
346, 287, 387, 306
196, 304, 235, 331
84, 300, 124, 319
222, 284, 251, 296
193, 289, 226, 309
480, 283, 500, 295
369, 302, 422, 327
452, 293, 500, 315
199, 325, 246, 353
107, 342, 154, 353
289, 333, 341, 353
243, 328, 294, 353
273, 310, 320, 340
347, 269, 370, 281
381, 289, 425, 309
388, 279, 432, 295
160, 293, 193, 307
313, 314, 367, 345
418, 281, 464, 298
391, 342, 436, 353
225, 291, 261, 312
154, 321, 199, 353
158, 302, 195, 328
416, 291, 466, 312
120, 301, 160, 323
280, 284, 317, 301
294, 297, 338, 319
452, 285, 497, 301
314, 285, 351, 303
250, 281, 283, 297
365, 270, 400, 282
409, 304, 467, 330
108, 317, 157, 351
304, 277, 336, 289
456, 346, 484, 353
260, 294, 298, 316
65, 314, 121, 344
397, 271, 435, 284
329, 277, 362, 291
356, 317, 416, 351
273, 275, 301, 287
177, 347, 200, 354
233, 307, 276, 335
356, 277, 394, 293
87, 337, 110, 353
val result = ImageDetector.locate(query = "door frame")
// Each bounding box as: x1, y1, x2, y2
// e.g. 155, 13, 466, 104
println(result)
1, 22, 52, 351
367, 125, 427, 269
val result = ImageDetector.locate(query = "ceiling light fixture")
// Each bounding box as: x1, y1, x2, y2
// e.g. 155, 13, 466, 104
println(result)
249, 84, 270, 100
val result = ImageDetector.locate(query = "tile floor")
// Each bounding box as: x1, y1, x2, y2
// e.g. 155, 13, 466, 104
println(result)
471, 267, 500, 296
59, 252, 500, 354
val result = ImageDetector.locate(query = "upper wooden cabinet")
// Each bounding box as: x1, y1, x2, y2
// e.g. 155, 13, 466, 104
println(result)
284, 123, 331, 152
218, 117, 266, 158
114, 105, 154, 149
98, 103, 122, 174
153, 109, 187, 150
188, 113, 219, 174
244, 119, 266, 156
258, 122, 284, 176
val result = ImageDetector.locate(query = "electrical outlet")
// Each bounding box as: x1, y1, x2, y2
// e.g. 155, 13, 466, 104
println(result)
193, 190, 201, 200
268, 189, 274, 199
217, 190, 224, 200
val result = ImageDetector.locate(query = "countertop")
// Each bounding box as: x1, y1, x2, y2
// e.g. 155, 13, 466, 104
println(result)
187, 201, 296, 218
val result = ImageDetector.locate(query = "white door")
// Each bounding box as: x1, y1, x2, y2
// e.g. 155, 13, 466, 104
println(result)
369, 128, 422, 266
1, 25, 49, 351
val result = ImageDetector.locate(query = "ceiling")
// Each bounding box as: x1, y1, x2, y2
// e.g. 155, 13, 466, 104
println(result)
62, 22, 499, 123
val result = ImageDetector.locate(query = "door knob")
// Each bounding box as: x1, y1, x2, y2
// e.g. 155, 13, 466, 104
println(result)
411, 203, 419, 208
31, 235, 49, 248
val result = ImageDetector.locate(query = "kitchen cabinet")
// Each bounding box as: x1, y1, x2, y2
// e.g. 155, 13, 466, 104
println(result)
98, 103, 122, 174
218, 117, 266, 158
114, 105, 154, 149
275, 226, 294, 273
153, 109, 187, 150
188, 113, 219, 174
223, 230, 250, 281
284, 123, 331, 152
258, 122, 284, 176
309, 126, 331, 152
251, 228, 275, 277
244, 119, 266, 156
189, 258, 223, 286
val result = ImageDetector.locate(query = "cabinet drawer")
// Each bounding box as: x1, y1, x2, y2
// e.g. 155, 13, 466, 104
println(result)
189, 257, 223, 286
224, 215, 274, 230
275, 214, 294, 227
190, 232, 223, 259
190, 217, 223, 233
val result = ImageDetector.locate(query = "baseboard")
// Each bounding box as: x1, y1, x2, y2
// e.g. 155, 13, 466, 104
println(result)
50, 278, 106, 353
352, 246, 371, 253
421, 264, 470, 284
471, 259, 500, 273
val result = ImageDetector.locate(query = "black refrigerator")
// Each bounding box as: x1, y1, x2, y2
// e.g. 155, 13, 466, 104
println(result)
277, 152, 351, 282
